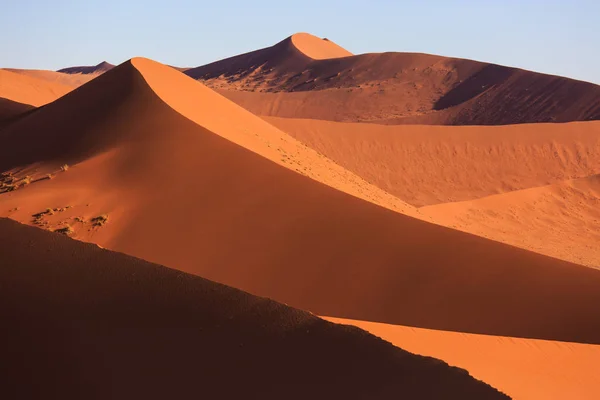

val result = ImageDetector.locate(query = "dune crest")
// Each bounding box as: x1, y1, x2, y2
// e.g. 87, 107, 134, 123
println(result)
289, 33, 353, 60
130, 57, 416, 215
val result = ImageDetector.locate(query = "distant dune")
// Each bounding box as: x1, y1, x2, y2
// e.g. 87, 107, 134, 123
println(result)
57, 60, 115, 75
0, 68, 72, 106
327, 317, 600, 400
5, 68, 99, 88
185, 33, 600, 125
0, 218, 507, 399
2, 58, 600, 345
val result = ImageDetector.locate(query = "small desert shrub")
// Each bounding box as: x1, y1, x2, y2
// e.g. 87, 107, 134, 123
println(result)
54, 226, 74, 235
91, 214, 109, 227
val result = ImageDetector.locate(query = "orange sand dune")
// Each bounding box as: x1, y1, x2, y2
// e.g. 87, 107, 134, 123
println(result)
3, 58, 600, 345
290, 32, 353, 59
422, 175, 600, 267
5, 68, 98, 88
0, 218, 507, 399
326, 317, 600, 400
266, 117, 600, 266
0, 68, 73, 106
186, 33, 600, 125
266, 117, 600, 206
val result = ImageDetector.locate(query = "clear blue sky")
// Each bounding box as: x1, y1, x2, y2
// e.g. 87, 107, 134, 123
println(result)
2, 0, 599, 84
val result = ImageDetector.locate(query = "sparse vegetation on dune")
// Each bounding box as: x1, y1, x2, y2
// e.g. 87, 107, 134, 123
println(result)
91, 214, 109, 227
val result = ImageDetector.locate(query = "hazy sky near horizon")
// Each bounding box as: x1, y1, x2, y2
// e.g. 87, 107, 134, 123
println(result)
2, 0, 599, 84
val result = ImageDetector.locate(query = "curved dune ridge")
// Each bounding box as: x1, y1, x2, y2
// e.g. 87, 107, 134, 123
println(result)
3, 58, 600, 345
0, 68, 73, 106
326, 317, 600, 400
290, 33, 353, 60
266, 117, 600, 266
0, 218, 508, 399
186, 34, 600, 125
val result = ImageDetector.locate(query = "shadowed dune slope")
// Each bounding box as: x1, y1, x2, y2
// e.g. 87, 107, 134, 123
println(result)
0, 68, 73, 106
2, 59, 600, 345
326, 317, 600, 400
58, 60, 115, 75
0, 97, 34, 127
186, 34, 600, 125
0, 218, 508, 400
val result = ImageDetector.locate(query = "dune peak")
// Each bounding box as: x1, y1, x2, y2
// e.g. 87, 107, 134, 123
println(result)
289, 32, 352, 60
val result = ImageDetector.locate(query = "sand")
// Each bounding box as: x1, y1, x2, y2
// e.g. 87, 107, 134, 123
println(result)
267, 117, 600, 266
185, 33, 600, 125
0, 68, 73, 106
423, 175, 600, 267
0, 217, 507, 399
0, 97, 34, 127
326, 317, 600, 400
5, 68, 99, 88
290, 32, 353, 59
3, 58, 600, 345
58, 61, 115, 74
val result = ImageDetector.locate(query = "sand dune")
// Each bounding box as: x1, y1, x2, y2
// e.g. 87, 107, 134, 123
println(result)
0, 68, 73, 106
0, 218, 507, 399
267, 117, 600, 265
290, 32, 353, 59
266, 117, 600, 206
422, 175, 600, 267
58, 60, 115, 75
185, 33, 600, 125
4, 68, 98, 88
326, 317, 600, 400
3, 58, 600, 345
0, 97, 34, 127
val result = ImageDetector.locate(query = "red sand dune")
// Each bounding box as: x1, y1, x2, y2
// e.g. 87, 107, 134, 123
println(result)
4, 68, 100, 89
327, 317, 600, 400
0, 217, 507, 399
57, 60, 115, 75
267, 117, 600, 266
0, 68, 73, 106
422, 174, 600, 268
185, 33, 600, 125
3, 58, 600, 345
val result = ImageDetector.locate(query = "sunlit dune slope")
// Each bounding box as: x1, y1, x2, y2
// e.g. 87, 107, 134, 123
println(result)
0, 218, 508, 399
265, 117, 600, 266
422, 175, 600, 267
2, 59, 600, 345
265, 117, 600, 206
0, 68, 72, 106
326, 317, 600, 400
